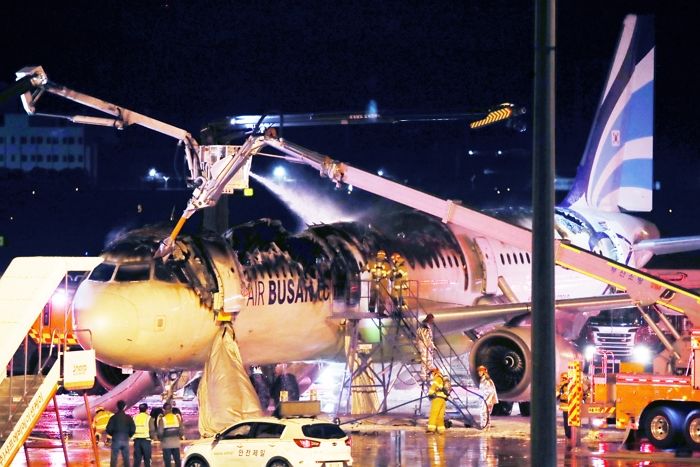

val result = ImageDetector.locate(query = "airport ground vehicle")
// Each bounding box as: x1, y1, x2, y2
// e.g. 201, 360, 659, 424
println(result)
582, 329, 700, 450
183, 403, 352, 467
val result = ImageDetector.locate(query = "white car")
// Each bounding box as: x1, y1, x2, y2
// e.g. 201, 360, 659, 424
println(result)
183, 416, 353, 467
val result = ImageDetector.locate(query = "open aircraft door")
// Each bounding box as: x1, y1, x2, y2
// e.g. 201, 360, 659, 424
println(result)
474, 237, 500, 295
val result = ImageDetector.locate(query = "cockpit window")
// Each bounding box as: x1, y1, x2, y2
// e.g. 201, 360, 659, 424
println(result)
89, 263, 116, 282
114, 263, 151, 282
154, 262, 178, 283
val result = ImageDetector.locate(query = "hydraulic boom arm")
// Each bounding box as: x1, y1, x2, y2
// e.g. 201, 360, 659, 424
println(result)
14, 66, 202, 181
161, 133, 700, 321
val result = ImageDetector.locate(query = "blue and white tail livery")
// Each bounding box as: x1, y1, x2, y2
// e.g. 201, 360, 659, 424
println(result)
562, 15, 655, 213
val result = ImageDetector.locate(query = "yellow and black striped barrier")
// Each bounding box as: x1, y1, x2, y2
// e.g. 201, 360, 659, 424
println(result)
567, 361, 583, 427
469, 105, 513, 129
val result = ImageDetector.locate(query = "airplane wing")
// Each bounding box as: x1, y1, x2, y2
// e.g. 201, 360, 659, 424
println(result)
333, 294, 633, 334
634, 236, 700, 256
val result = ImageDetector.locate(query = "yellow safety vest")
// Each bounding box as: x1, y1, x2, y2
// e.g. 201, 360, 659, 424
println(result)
133, 412, 151, 439
162, 413, 180, 428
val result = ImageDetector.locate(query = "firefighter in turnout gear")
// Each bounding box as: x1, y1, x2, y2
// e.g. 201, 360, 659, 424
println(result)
478, 365, 498, 430
157, 402, 184, 466
366, 250, 391, 314
133, 403, 156, 467
558, 372, 571, 439
416, 314, 436, 382
92, 407, 114, 445
390, 252, 409, 312
426, 368, 449, 434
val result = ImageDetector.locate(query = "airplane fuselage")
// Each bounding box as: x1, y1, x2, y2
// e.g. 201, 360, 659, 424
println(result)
71, 208, 659, 373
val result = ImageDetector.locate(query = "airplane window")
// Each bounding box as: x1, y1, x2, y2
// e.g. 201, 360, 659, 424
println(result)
519, 253, 525, 264
441, 256, 446, 268
526, 252, 531, 263
507, 254, 512, 265
114, 264, 150, 282
447, 256, 453, 267
500, 254, 505, 265
154, 262, 177, 283
89, 263, 116, 282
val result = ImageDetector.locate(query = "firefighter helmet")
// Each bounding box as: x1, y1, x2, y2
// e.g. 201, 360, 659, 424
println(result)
390, 252, 404, 264
376, 250, 387, 259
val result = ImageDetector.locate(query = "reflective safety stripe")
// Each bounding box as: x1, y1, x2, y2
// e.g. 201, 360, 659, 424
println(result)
133, 413, 151, 439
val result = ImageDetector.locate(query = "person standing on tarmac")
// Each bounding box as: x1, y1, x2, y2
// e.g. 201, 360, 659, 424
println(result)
105, 399, 136, 467
558, 372, 571, 439
426, 368, 449, 434
478, 365, 498, 430
158, 402, 184, 466
93, 406, 114, 445
416, 314, 436, 382
133, 403, 156, 467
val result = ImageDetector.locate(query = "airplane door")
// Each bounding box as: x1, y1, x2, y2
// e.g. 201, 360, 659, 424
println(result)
474, 237, 500, 294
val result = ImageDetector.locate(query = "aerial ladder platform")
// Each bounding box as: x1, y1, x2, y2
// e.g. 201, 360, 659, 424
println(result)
0, 256, 101, 466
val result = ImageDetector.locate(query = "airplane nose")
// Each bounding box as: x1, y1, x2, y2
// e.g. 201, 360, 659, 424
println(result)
72, 286, 139, 362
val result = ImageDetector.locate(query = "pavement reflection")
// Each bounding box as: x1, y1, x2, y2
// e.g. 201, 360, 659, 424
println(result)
10, 394, 700, 466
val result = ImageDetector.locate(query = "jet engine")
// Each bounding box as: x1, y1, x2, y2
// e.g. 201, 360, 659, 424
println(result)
469, 325, 578, 402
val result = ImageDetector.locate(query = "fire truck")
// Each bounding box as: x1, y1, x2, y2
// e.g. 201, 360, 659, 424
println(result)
582, 329, 700, 450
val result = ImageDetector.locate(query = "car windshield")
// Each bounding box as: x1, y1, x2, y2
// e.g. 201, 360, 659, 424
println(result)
301, 423, 346, 439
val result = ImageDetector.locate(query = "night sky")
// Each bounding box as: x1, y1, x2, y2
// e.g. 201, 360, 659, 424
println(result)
1, 1, 700, 271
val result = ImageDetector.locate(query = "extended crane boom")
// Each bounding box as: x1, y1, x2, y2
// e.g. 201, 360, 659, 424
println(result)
10, 65, 700, 320
159, 133, 700, 322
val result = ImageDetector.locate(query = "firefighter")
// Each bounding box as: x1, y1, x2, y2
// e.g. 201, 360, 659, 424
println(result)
478, 365, 498, 429
92, 406, 114, 445
366, 250, 391, 314
157, 402, 184, 466
426, 368, 449, 434
390, 252, 409, 312
558, 372, 571, 439
416, 314, 436, 383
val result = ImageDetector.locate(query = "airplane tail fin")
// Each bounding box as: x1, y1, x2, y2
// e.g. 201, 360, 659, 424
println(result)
561, 15, 654, 212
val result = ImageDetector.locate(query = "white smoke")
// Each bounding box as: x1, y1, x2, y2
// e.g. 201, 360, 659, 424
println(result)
251, 172, 359, 228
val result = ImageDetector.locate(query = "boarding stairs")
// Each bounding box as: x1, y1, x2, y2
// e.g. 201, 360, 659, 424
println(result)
335, 279, 486, 428
0, 256, 102, 466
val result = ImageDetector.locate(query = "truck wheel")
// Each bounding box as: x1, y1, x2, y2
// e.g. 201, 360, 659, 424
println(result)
644, 406, 683, 449
683, 409, 700, 450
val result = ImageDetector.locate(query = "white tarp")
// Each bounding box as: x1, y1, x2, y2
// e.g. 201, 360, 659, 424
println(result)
198, 323, 263, 437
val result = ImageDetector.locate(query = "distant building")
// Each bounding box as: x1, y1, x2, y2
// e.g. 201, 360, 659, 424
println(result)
0, 113, 96, 179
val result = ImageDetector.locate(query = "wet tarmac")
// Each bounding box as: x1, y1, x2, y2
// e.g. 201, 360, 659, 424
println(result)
10, 394, 700, 466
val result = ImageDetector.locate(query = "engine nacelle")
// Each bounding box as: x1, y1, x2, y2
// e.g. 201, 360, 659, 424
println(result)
469, 326, 579, 401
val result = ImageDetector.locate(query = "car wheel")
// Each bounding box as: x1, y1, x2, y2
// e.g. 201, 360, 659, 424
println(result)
684, 409, 700, 450
185, 456, 210, 467
644, 405, 683, 449
267, 459, 291, 467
